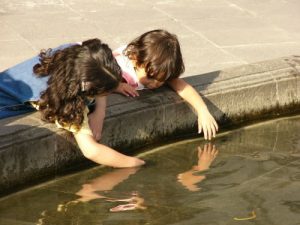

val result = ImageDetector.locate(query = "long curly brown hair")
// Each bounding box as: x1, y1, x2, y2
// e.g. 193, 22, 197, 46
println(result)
33, 38, 121, 130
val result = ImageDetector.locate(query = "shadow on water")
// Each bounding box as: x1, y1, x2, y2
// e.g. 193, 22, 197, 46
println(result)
0, 116, 299, 225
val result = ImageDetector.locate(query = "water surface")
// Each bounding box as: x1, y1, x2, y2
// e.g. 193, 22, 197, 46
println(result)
0, 116, 300, 225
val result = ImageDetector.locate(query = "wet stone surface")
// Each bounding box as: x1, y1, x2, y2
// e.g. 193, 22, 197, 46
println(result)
0, 116, 300, 225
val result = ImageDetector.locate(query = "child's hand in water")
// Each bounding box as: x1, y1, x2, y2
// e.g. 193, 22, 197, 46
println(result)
197, 107, 218, 140
115, 83, 139, 97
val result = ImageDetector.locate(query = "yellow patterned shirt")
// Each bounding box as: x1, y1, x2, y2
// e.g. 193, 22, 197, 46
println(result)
31, 101, 93, 136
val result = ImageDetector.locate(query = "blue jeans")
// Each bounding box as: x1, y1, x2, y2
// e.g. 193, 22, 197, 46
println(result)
0, 43, 74, 119
0, 57, 44, 119
0, 103, 35, 119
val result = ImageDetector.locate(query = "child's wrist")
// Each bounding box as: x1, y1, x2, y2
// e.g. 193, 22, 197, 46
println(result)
196, 106, 208, 114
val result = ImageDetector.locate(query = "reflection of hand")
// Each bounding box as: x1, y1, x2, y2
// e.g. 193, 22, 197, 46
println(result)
114, 83, 139, 97
177, 144, 218, 192
194, 144, 218, 171
108, 194, 146, 212
197, 108, 218, 140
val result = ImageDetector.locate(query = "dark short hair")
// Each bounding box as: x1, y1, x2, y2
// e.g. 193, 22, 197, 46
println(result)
125, 29, 185, 82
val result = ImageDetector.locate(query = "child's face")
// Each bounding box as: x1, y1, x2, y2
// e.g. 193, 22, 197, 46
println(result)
140, 77, 164, 89
135, 66, 164, 89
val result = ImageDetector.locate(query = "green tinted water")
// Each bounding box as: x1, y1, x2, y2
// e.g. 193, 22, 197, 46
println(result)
0, 116, 300, 225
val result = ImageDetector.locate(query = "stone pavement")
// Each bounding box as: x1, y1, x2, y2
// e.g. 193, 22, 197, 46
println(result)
1, 0, 300, 75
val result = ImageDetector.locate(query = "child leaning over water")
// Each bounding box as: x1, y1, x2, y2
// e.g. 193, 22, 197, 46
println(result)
113, 29, 218, 140
0, 38, 144, 168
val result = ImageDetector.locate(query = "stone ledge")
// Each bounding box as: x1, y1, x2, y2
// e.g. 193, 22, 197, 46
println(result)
0, 55, 299, 195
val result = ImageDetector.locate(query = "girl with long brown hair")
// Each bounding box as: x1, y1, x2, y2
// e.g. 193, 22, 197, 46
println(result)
0, 38, 144, 168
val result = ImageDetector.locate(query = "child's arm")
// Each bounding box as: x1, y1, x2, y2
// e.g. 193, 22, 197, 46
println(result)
80, 95, 144, 168
74, 132, 145, 168
88, 96, 107, 141
167, 78, 218, 140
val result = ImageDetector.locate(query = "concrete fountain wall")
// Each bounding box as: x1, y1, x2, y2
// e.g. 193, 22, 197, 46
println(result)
0, 55, 299, 196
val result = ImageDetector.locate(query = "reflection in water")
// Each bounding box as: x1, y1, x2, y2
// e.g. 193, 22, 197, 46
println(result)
108, 193, 146, 212
74, 167, 146, 212
1, 116, 300, 225
177, 144, 218, 191
36, 168, 145, 225
75, 167, 139, 202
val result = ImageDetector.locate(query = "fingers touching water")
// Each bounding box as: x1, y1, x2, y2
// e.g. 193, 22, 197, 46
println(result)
198, 108, 219, 140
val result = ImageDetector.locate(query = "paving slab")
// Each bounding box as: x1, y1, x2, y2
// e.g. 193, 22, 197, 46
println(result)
0, 0, 299, 75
